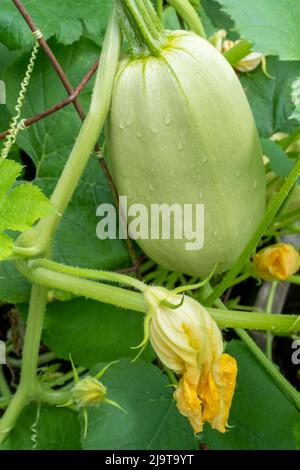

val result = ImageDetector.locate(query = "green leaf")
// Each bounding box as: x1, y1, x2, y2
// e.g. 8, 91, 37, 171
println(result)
240, 58, 300, 137
293, 422, 300, 450
163, 7, 181, 30
0, 158, 52, 260
260, 138, 295, 179
0, 0, 112, 50
0, 182, 52, 232
0, 42, 23, 74
82, 359, 197, 450
0, 261, 30, 303
202, 0, 234, 33
0, 404, 81, 450
273, 62, 300, 133
41, 298, 154, 368
0, 233, 13, 259
218, 0, 300, 60
203, 341, 300, 450
0, 158, 21, 198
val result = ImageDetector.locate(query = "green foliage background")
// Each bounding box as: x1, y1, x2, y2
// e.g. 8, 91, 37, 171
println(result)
0, 0, 299, 450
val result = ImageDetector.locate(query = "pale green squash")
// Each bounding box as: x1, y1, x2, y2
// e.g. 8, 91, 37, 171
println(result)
106, 31, 266, 276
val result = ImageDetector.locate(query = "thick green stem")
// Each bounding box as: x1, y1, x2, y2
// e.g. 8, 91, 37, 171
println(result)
28, 266, 146, 313
0, 283, 48, 444
223, 39, 252, 66
14, 9, 122, 257
157, 0, 163, 19
0, 387, 28, 443
206, 156, 300, 306
265, 282, 277, 360
289, 275, 300, 285
210, 307, 299, 334
36, 385, 72, 406
8, 351, 56, 368
227, 271, 250, 288
20, 284, 48, 393
19, 263, 300, 334
29, 258, 146, 292
117, 0, 163, 55
167, 0, 206, 37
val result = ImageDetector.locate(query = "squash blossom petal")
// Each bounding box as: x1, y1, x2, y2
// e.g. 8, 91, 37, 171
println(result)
143, 287, 237, 433
253, 243, 300, 281
234, 51, 263, 73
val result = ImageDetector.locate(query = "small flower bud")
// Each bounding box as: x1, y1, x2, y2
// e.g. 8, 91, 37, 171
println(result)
253, 243, 300, 281
72, 376, 107, 408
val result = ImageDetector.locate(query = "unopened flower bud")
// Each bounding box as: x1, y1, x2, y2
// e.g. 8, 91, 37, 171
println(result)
253, 243, 300, 281
72, 376, 107, 408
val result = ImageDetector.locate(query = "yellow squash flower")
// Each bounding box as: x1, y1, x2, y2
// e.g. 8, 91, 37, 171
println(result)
143, 287, 237, 434
253, 243, 300, 281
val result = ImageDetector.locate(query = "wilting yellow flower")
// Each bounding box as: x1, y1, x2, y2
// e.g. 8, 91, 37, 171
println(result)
220, 38, 234, 53
72, 376, 107, 408
143, 287, 237, 434
234, 51, 263, 73
253, 243, 300, 281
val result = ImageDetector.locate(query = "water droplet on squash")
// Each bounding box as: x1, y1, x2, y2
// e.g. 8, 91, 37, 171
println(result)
235, 170, 241, 177
165, 113, 172, 125
253, 181, 258, 188
177, 142, 184, 151
126, 119, 131, 127
136, 131, 142, 138
150, 123, 159, 134
119, 121, 125, 130
202, 156, 208, 163
213, 230, 218, 236
148, 183, 154, 192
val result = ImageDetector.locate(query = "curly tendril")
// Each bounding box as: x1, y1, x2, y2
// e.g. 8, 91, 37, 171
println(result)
1, 29, 43, 159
